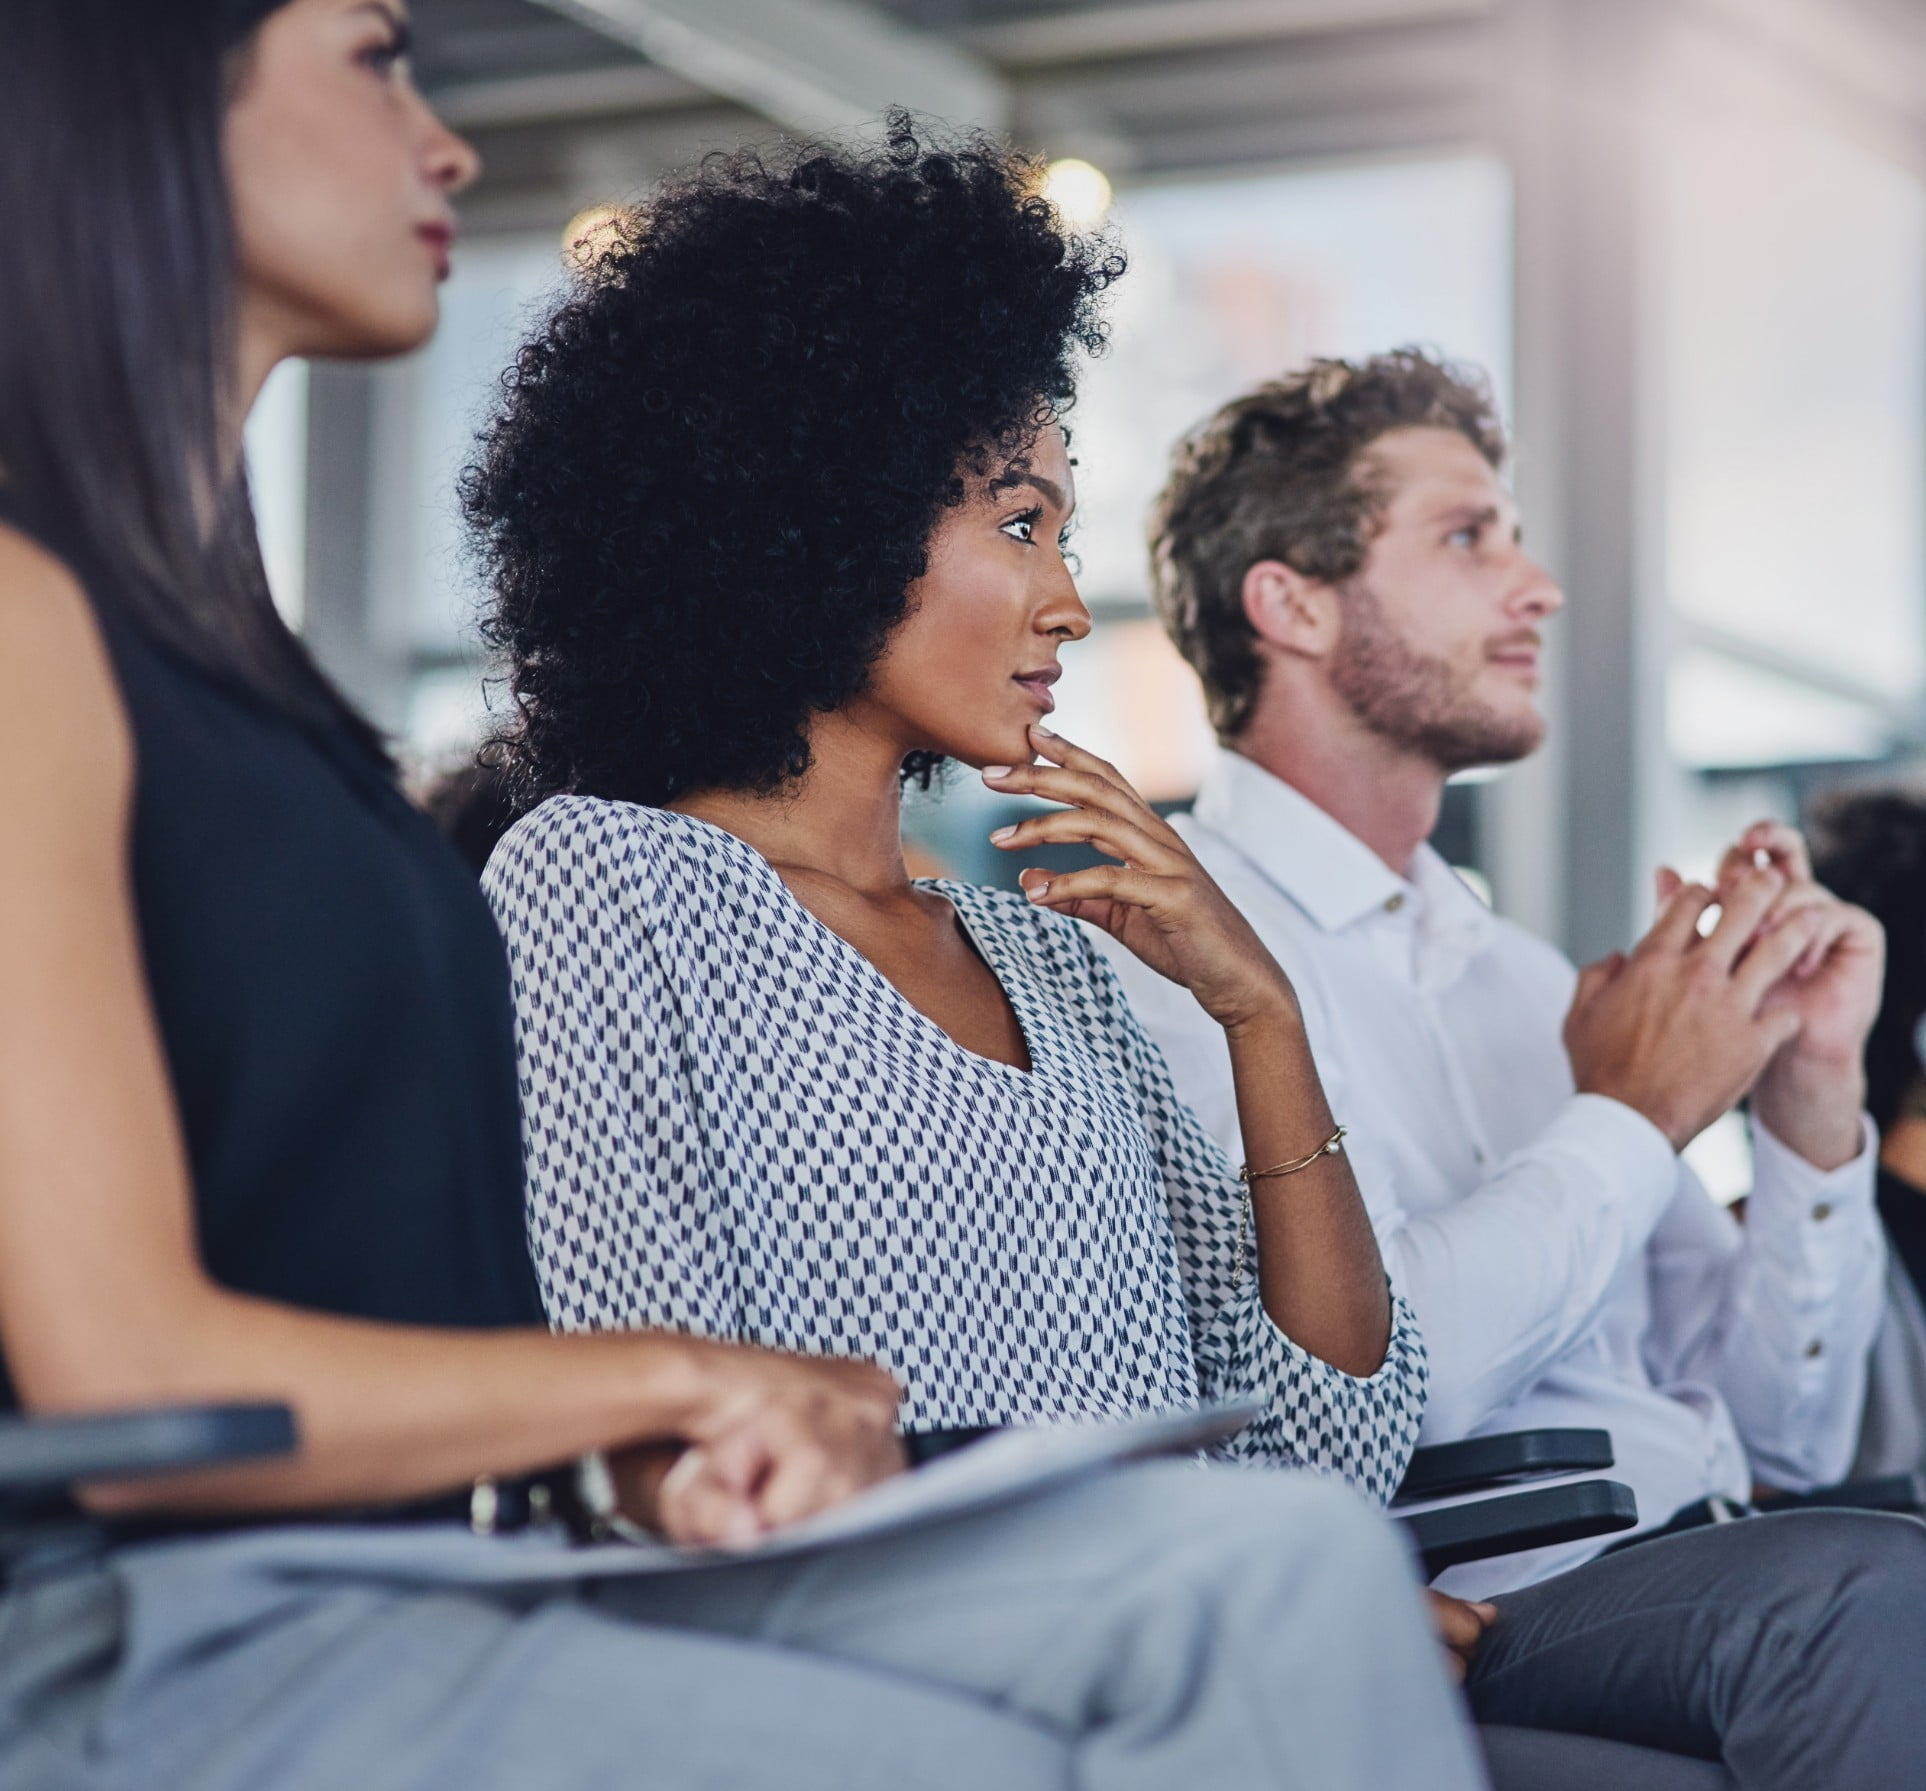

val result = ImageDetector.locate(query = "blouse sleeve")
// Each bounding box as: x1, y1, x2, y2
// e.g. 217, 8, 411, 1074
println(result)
482, 803, 740, 1341
1074, 928, 1428, 1506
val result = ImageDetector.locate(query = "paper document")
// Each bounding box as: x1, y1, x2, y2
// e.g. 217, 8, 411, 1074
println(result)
745, 1399, 1263, 1561
213, 1402, 1263, 1588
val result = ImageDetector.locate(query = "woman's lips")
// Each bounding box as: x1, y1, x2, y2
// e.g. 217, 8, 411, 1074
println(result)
418, 223, 455, 280
1013, 669, 1060, 712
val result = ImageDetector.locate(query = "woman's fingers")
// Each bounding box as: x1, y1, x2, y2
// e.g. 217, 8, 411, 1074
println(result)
1020, 862, 1173, 917
989, 804, 1186, 872
656, 1433, 768, 1546
983, 728, 1164, 826
982, 760, 1160, 833
1027, 726, 1156, 815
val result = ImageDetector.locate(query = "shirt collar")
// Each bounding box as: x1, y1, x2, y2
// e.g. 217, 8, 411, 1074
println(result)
1191, 748, 1409, 933
1190, 747, 1496, 954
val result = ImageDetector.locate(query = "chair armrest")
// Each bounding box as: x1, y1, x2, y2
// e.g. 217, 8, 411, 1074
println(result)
1393, 1428, 1614, 1504
1398, 1479, 1638, 1578
0, 1404, 297, 1493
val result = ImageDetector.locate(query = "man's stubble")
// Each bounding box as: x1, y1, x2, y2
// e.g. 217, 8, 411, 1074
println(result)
1325, 575, 1544, 775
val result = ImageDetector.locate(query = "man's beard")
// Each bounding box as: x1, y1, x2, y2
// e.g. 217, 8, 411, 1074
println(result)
1326, 577, 1545, 773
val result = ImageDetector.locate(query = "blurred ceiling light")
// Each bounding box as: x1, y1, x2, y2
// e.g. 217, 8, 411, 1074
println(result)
1041, 158, 1113, 230
561, 203, 626, 274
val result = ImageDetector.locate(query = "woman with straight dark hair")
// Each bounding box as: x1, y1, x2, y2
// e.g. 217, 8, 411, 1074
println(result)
0, 3, 1486, 1787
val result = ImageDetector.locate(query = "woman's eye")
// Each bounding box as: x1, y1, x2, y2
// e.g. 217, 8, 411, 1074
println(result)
1447, 526, 1479, 549
1001, 510, 1041, 544
359, 28, 413, 76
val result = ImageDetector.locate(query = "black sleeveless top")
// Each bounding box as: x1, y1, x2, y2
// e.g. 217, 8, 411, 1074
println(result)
0, 498, 543, 1412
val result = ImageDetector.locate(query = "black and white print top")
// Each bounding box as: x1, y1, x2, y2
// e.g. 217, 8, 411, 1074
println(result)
484, 798, 1427, 1503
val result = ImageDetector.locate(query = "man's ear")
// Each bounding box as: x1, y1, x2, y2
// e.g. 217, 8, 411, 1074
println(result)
1241, 558, 1341, 660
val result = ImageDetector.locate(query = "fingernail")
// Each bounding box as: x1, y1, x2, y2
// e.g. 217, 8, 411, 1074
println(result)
981, 765, 1013, 782
1025, 880, 1051, 901
1032, 724, 1057, 738
990, 825, 1016, 843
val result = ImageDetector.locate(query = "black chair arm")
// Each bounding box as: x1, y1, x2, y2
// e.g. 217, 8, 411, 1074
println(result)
1398, 1479, 1638, 1578
1394, 1428, 1615, 1504
0, 1403, 297, 1493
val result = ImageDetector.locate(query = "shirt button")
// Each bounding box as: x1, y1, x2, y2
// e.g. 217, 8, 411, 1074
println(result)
1805, 1339, 1825, 1359
1812, 1202, 1833, 1223
1384, 893, 1405, 914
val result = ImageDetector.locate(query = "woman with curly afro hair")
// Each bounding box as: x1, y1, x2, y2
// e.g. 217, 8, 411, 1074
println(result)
472, 116, 1445, 1638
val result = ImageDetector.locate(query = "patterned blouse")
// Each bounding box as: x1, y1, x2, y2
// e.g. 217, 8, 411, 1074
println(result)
484, 798, 1427, 1503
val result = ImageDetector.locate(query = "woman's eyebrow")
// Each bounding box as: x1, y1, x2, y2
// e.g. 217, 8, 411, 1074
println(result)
991, 471, 1070, 511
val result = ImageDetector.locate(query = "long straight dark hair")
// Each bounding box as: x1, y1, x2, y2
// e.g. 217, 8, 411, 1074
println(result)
0, 0, 386, 757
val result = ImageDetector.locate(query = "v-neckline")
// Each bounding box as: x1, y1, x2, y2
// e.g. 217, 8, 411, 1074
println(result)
662, 809, 1040, 1082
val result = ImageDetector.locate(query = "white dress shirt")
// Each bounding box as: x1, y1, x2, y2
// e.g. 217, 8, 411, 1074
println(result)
1097, 748, 1886, 1594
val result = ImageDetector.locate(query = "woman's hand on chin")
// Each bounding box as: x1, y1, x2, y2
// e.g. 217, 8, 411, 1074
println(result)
984, 725, 1297, 1035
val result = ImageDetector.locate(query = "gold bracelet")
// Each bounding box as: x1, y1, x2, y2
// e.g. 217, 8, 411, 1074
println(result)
1240, 1125, 1347, 1184
1233, 1126, 1347, 1289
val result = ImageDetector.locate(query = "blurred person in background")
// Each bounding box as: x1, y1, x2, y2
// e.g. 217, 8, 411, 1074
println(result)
1100, 349, 1926, 1788
1812, 789, 1926, 1479
0, 8, 1489, 1789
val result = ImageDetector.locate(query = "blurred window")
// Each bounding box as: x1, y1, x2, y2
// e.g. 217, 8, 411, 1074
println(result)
1661, 105, 1926, 770
378, 235, 567, 759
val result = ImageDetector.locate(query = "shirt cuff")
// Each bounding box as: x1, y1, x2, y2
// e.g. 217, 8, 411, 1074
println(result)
1747, 1110, 1878, 1228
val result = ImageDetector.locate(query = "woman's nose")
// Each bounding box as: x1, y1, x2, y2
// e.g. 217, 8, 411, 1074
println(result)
421, 102, 481, 197
1041, 559, 1092, 640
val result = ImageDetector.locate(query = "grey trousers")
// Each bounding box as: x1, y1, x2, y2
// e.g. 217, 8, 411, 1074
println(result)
1469, 1508, 1926, 1789
0, 1462, 1488, 1791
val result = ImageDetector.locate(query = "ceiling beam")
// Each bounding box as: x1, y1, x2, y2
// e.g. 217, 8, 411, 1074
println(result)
531, 0, 1010, 134
966, 0, 1493, 71
431, 63, 706, 130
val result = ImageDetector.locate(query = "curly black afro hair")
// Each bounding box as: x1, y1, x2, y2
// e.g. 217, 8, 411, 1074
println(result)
464, 115, 1123, 805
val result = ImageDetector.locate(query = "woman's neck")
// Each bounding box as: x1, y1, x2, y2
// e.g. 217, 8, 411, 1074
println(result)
673, 710, 914, 897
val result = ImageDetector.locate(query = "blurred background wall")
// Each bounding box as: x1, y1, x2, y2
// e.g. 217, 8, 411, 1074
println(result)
250, 0, 1926, 971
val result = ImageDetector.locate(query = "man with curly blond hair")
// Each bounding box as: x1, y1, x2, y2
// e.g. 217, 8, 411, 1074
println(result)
1096, 348, 1913, 1782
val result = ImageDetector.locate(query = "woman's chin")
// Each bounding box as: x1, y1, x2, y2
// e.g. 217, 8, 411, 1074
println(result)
960, 735, 1036, 773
